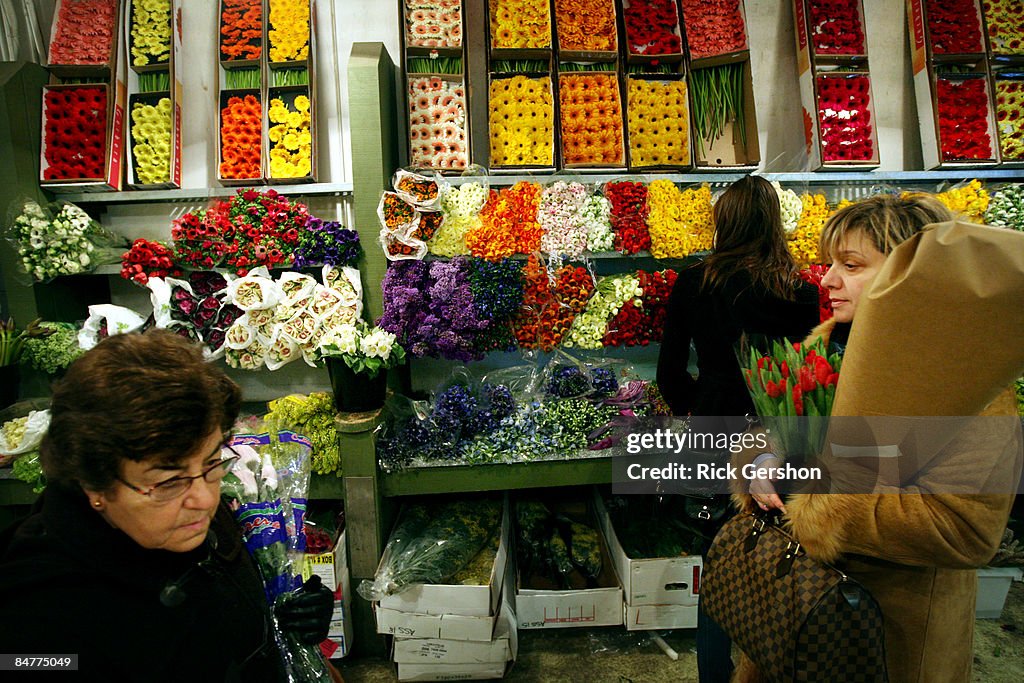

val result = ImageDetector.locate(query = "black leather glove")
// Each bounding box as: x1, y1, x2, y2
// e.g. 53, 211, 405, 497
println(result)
274, 574, 334, 644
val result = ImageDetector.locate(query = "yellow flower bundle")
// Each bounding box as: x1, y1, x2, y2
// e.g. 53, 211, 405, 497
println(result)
559, 72, 624, 166
131, 0, 171, 67
646, 180, 713, 258
932, 179, 990, 223
627, 78, 689, 167
489, 75, 554, 166
268, 0, 310, 63
131, 97, 172, 185
490, 0, 551, 49
788, 193, 830, 267
554, 0, 617, 52
267, 94, 312, 178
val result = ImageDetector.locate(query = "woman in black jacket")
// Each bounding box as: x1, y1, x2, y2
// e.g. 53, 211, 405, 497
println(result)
656, 175, 819, 683
0, 331, 335, 682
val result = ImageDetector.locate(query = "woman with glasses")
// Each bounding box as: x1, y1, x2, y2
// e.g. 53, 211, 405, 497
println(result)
0, 330, 337, 682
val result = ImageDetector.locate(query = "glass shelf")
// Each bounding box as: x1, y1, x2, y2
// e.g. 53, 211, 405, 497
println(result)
53, 182, 355, 204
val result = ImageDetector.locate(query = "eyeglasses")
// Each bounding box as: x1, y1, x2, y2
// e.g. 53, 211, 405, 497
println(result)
118, 448, 241, 503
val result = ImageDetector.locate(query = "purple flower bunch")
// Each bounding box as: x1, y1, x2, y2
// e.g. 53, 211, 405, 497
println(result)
468, 258, 524, 353
167, 272, 241, 352
292, 217, 361, 268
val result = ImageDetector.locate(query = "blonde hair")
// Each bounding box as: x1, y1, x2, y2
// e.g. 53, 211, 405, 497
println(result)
819, 194, 953, 262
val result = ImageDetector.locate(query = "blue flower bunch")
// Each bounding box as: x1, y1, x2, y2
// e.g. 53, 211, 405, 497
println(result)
293, 218, 361, 268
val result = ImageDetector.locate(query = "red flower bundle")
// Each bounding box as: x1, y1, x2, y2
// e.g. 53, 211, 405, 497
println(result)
623, 0, 682, 56
171, 209, 230, 270
220, 95, 262, 179
221, 0, 263, 61
605, 181, 651, 254
799, 265, 832, 323
48, 0, 117, 66
603, 299, 645, 347
605, 268, 677, 347
926, 0, 984, 54
936, 77, 994, 161
679, 0, 747, 59
816, 75, 874, 162
120, 239, 182, 285
222, 188, 311, 274
42, 87, 107, 180
806, 0, 865, 55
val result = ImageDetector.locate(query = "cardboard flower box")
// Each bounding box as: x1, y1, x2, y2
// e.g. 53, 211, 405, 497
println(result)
265, 0, 315, 69
487, 67, 559, 171
981, 0, 1024, 63
621, 0, 686, 66
680, 0, 749, 68
487, 0, 554, 60
47, 0, 122, 77
302, 530, 354, 660
552, 0, 618, 63
625, 73, 694, 171
265, 84, 317, 183
557, 68, 627, 170
406, 71, 470, 173
907, 0, 987, 62
127, 0, 173, 73
993, 70, 1024, 165
794, 0, 869, 64
403, 0, 464, 56
219, 0, 263, 67
217, 88, 265, 185
689, 57, 760, 169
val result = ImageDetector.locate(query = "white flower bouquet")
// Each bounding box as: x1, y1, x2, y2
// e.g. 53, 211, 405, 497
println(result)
317, 322, 406, 379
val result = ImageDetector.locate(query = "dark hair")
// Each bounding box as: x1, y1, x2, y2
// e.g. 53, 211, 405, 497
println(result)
701, 175, 801, 300
40, 330, 241, 492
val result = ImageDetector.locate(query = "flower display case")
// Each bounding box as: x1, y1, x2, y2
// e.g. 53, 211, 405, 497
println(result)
679, 0, 748, 67
219, 0, 263, 67
993, 71, 1024, 165
128, 0, 172, 72
403, 0, 464, 54
487, 66, 558, 171
557, 69, 626, 169
217, 89, 264, 184
621, 0, 685, 66
487, 0, 553, 59
407, 72, 470, 171
688, 59, 760, 169
46, 0, 122, 77
625, 74, 693, 170
552, 0, 618, 62
982, 0, 1024, 62
796, 0, 868, 62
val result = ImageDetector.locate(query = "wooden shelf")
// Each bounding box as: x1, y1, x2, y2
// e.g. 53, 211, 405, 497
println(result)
54, 182, 355, 205
380, 456, 613, 497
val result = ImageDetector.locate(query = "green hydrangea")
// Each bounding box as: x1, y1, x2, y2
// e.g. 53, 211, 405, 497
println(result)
21, 322, 82, 375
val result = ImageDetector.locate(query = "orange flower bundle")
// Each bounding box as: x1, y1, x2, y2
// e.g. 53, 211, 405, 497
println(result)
220, 0, 262, 61
554, 0, 617, 52
219, 95, 262, 179
512, 254, 595, 351
466, 181, 544, 260
559, 72, 625, 166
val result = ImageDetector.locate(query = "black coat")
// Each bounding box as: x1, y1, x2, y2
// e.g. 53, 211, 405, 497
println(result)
0, 486, 286, 682
657, 264, 820, 420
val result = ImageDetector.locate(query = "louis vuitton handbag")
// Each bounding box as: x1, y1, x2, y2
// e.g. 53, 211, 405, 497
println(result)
702, 512, 888, 683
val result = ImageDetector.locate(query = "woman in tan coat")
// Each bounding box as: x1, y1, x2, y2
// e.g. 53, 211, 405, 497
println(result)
730, 195, 1024, 683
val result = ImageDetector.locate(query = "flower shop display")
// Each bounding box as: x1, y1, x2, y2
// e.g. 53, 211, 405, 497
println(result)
467, 181, 544, 259
512, 255, 595, 351
994, 76, 1024, 161
622, 0, 683, 58
488, 74, 555, 167
266, 393, 343, 475
41, 85, 108, 182
679, 0, 747, 60
267, 0, 310, 64
538, 181, 590, 259
267, 91, 314, 180
129, 95, 173, 185
489, 0, 552, 51
924, 0, 984, 55
405, 0, 463, 49
407, 73, 469, 170
645, 180, 714, 258
605, 180, 651, 254
984, 184, 1024, 231
558, 72, 625, 167
565, 273, 642, 350
220, 0, 262, 62
7, 200, 125, 281
804, 0, 866, 56
689, 62, 755, 165
129, 0, 171, 67
47, 0, 118, 68
935, 76, 996, 161
815, 73, 876, 163
627, 77, 690, 168
982, 0, 1024, 57
553, 0, 617, 54
120, 238, 181, 285
19, 322, 83, 376
789, 193, 830, 267
430, 181, 488, 256
219, 93, 263, 181
933, 179, 990, 222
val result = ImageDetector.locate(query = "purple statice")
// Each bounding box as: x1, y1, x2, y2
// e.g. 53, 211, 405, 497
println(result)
293, 217, 361, 268
468, 258, 523, 353
378, 260, 440, 358
427, 258, 488, 362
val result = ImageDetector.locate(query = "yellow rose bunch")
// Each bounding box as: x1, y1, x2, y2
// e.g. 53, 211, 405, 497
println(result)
490, 0, 551, 49
627, 78, 689, 167
933, 179, 990, 223
267, 94, 312, 178
788, 193, 830, 267
268, 0, 310, 63
130, 0, 171, 67
131, 97, 172, 185
645, 180, 713, 258
489, 75, 554, 166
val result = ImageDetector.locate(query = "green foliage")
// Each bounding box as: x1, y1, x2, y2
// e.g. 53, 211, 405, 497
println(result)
21, 322, 83, 375
12, 452, 46, 494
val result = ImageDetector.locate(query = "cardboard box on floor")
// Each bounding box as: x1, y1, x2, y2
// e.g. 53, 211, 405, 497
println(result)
303, 530, 354, 659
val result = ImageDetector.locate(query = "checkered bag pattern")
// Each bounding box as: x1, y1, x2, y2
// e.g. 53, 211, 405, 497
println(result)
702, 513, 887, 683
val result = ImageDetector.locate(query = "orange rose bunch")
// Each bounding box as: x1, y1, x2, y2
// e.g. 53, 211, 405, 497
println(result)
554, 0, 617, 52
559, 73, 625, 166
220, 95, 262, 179
220, 0, 262, 61
466, 181, 544, 260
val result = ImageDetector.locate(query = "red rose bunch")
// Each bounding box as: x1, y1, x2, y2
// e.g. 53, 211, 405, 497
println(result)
623, 0, 682, 56
171, 209, 230, 269
936, 77, 994, 161
926, 0, 983, 54
679, 0, 747, 59
120, 239, 182, 285
48, 0, 117, 66
42, 87, 107, 180
605, 181, 651, 254
222, 188, 310, 275
807, 0, 865, 55
816, 75, 874, 162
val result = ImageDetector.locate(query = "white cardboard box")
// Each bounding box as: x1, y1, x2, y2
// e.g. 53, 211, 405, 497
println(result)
303, 530, 354, 659
594, 493, 702, 608
375, 604, 499, 642
623, 602, 698, 631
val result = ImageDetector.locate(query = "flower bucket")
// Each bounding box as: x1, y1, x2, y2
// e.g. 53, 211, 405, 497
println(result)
0, 365, 20, 411
326, 358, 386, 413
976, 566, 1023, 619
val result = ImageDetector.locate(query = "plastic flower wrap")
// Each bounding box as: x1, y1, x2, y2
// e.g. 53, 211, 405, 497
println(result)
984, 184, 1024, 231
489, 75, 554, 167
130, 97, 172, 185
538, 181, 590, 259
220, 94, 262, 179
409, 76, 468, 170
582, 194, 614, 253
268, 0, 310, 62
806, 0, 865, 55
405, 0, 463, 48
130, 0, 171, 67
773, 181, 803, 234
150, 272, 239, 360
627, 78, 689, 167
936, 77, 994, 161
19, 322, 83, 375
511, 256, 593, 351
982, 0, 1024, 56
267, 94, 313, 179
606, 181, 651, 254
926, 0, 984, 54
221, 429, 331, 682
120, 238, 181, 285
817, 74, 875, 162
679, 0, 747, 59
223, 188, 311, 274
994, 77, 1024, 161
605, 269, 678, 346
48, 0, 117, 66
554, 0, 617, 52
220, 0, 262, 61
933, 179, 989, 222
42, 86, 107, 181
490, 0, 551, 49
429, 181, 486, 256
622, 0, 683, 55
565, 273, 642, 350
645, 180, 714, 258
789, 193, 830, 267
559, 72, 625, 167
266, 393, 342, 476
170, 208, 230, 269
